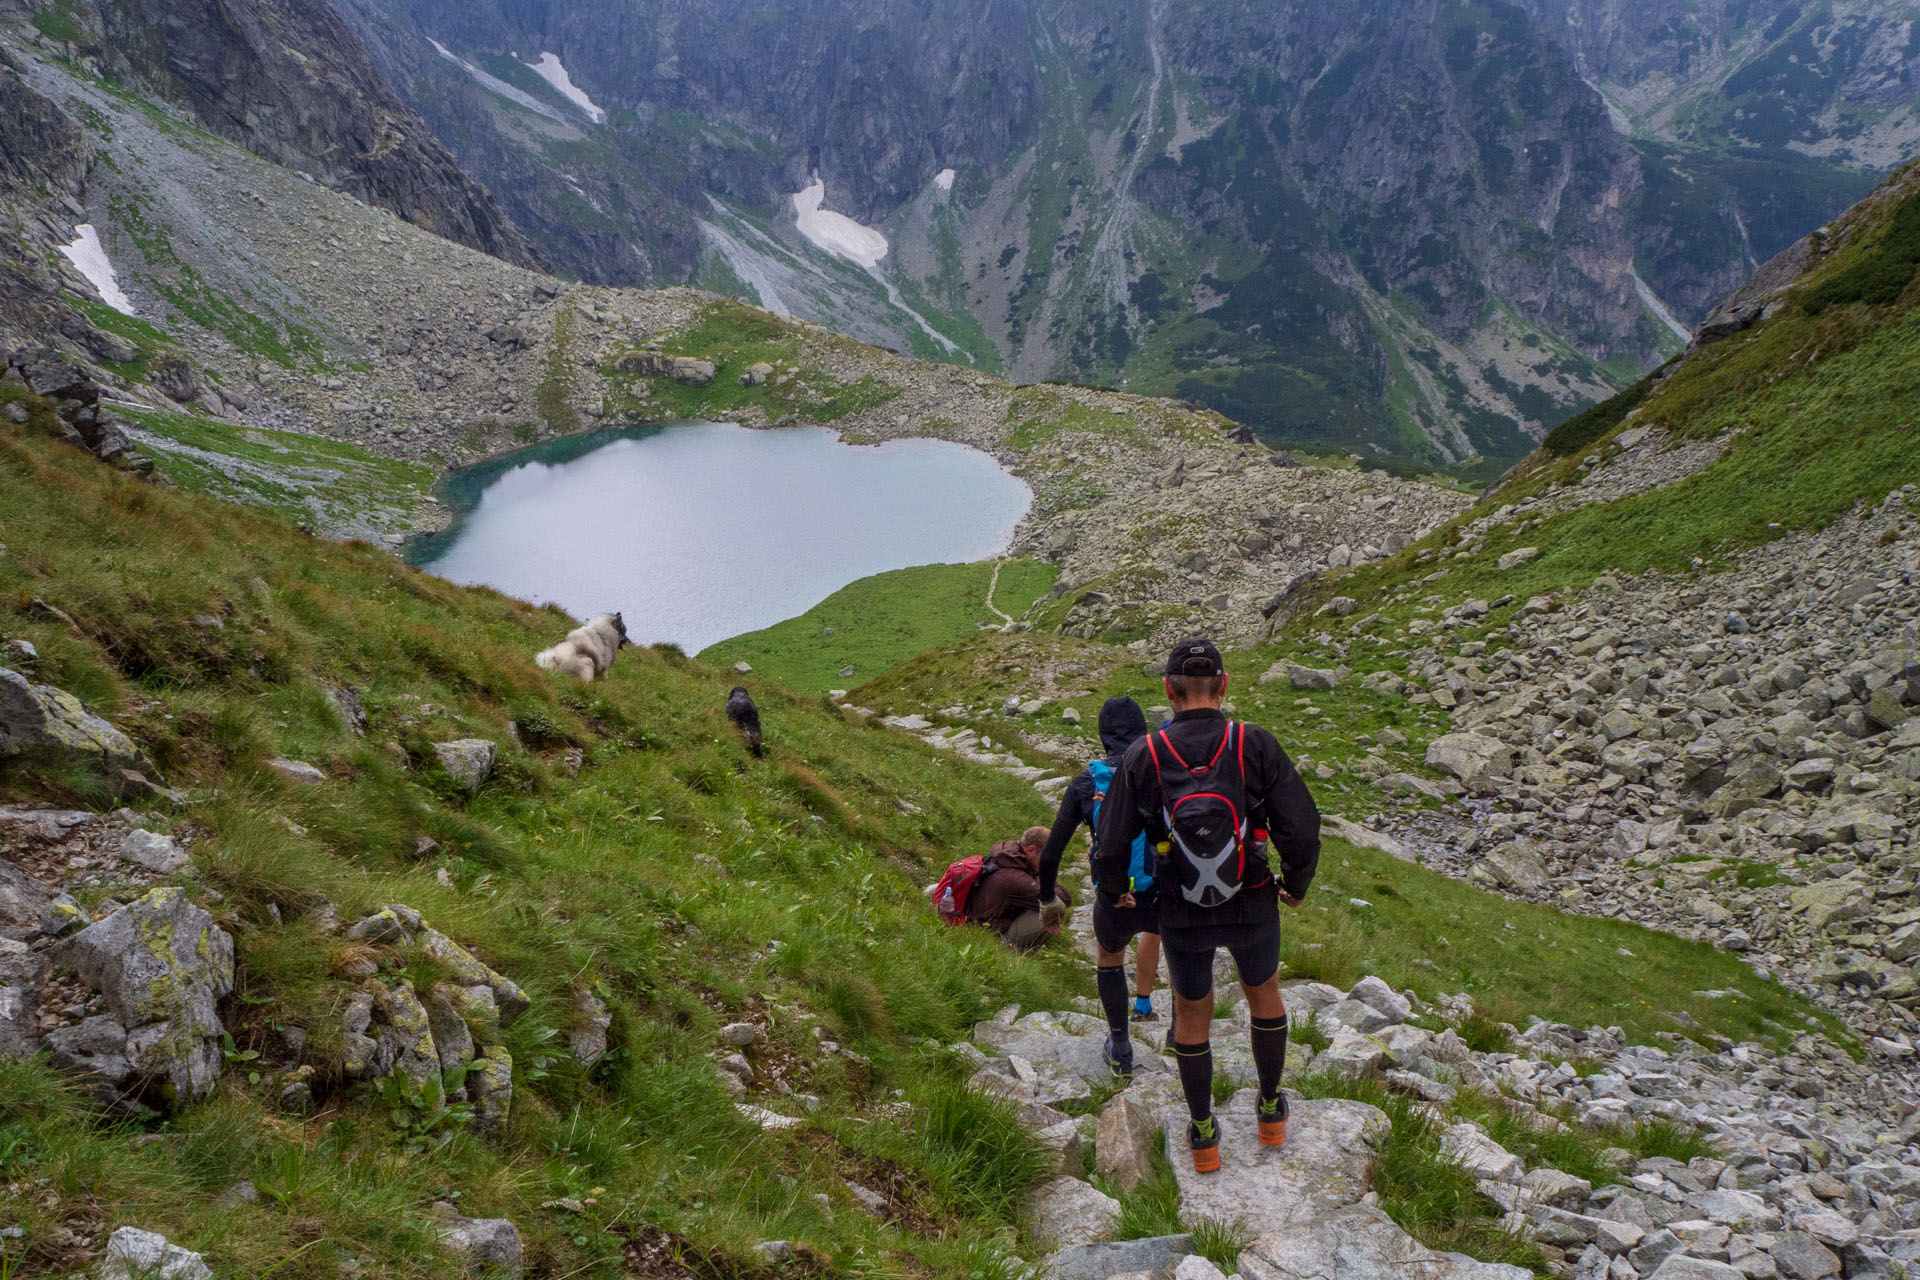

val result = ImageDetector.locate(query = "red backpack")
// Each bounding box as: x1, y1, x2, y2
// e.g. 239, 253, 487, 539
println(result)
932, 850, 1005, 924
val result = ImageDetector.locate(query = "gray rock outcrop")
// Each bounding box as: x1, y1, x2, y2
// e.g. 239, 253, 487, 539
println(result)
0, 666, 151, 778
97, 1226, 213, 1280
56, 887, 234, 1108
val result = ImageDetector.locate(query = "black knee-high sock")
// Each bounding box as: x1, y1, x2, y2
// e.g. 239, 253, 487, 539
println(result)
1252, 1014, 1290, 1106
1173, 1039, 1214, 1123
1096, 965, 1129, 1035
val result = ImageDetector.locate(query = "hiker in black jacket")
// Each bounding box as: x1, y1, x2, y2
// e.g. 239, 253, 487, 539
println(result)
1037, 696, 1163, 1079
1095, 637, 1320, 1174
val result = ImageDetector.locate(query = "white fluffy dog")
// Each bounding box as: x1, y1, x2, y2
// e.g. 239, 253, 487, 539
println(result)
535, 612, 630, 682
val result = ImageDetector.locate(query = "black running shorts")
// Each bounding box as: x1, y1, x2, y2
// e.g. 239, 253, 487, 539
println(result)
1092, 892, 1160, 955
1160, 916, 1282, 1001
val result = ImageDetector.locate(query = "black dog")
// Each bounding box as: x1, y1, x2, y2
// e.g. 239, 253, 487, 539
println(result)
726, 686, 764, 757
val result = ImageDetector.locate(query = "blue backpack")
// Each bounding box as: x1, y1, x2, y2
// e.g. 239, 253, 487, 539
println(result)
1087, 758, 1154, 892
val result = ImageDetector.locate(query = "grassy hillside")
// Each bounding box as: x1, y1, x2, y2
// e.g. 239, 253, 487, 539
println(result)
1315, 164, 1920, 624
699, 560, 1057, 693
0, 387, 1077, 1280
858, 636, 1840, 1053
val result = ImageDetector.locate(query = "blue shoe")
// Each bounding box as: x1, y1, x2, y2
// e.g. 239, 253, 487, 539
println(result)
1131, 997, 1157, 1022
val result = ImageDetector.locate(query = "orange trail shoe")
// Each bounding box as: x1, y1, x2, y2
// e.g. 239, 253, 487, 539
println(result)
1188, 1116, 1222, 1173
1258, 1094, 1289, 1146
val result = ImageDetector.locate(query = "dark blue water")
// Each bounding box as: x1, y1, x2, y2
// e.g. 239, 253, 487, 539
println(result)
411, 422, 1031, 651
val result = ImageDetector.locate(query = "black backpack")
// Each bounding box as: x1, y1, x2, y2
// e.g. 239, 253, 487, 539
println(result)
1144, 722, 1255, 907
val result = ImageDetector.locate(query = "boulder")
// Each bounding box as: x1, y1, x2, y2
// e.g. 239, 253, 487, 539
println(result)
1288, 664, 1343, 691
1348, 976, 1411, 1024
1476, 842, 1551, 894
426, 984, 476, 1067
1644, 1259, 1747, 1280
571, 987, 612, 1065
470, 1046, 513, 1134
1095, 1092, 1160, 1192
1440, 1123, 1523, 1182
57, 888, 234, 1108
0, 859, 57, 928
1318, 1028, 1387, 1078
1768, 1232, 1841, 1280
0, 666, 150, 778
1025, 1176, 1121, 1250
384, 981, 443, 1086
439, 1212, 524, 1277
1175, 1257, 1229, 1280
1241, 1202, 1530, 1280
1499, 547, 1540, 571
420, 928, 530, 1024
0, 951, 47, 1058
1319, 999, 1394, 1035
1048, 1235, 1192, 1280
433, 739, 498, 795
118, 829, 188, 874
98, 1227, 213, 1280
1425, 733, 1513, 783
268, 758, 327, 784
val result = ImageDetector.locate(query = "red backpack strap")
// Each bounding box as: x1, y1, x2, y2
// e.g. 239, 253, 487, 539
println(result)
1144, 730, 1167, 785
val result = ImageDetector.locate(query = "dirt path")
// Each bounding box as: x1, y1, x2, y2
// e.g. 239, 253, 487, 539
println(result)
984, 558, 1014, 629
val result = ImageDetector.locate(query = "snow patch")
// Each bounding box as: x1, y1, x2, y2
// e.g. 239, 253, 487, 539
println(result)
427, 38, 567, 124
59, 224, 135, 315
525, 52, 605, 125
1630, 268, 1693, 345
791, 178, 889, 269
933, 168, 956, 192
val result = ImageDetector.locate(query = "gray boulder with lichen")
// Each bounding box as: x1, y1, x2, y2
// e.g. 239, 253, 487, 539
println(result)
56, 888, 234, 1109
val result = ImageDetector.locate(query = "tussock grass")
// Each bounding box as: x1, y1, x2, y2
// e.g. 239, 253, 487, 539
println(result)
1188, 1217, 1255, 1273
1104, 1144, 1184, 1240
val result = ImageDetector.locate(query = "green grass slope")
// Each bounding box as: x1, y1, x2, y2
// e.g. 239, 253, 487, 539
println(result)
700, 560, 1057, 694
857, 633, 1838, 1053
0, 392, 1079, 1280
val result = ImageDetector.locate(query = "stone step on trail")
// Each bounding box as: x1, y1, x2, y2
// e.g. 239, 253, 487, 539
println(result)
1239, 1202, 1532, 1280
1159, 1088, 1388, 1232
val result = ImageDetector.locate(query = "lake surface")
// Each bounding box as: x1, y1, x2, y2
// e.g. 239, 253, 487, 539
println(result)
410, 422, 1032, 653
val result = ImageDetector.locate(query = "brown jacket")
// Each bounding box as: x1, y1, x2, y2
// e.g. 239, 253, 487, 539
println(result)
970, 840, 1070, 934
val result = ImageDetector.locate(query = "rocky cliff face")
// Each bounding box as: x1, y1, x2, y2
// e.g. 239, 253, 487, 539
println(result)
327, 0, 1889, 465
10, 0, 543, 271
1522, 0, 1920, 165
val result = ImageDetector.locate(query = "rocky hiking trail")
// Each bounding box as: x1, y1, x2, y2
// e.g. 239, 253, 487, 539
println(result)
965, 969, 1920, 1280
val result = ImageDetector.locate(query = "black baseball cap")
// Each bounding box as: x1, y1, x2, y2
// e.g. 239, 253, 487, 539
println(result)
1167, 637, 1225, 677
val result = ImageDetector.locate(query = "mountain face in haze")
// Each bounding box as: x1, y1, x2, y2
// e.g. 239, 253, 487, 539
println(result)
0, 0, 543, 270
330, 0, 1903, 463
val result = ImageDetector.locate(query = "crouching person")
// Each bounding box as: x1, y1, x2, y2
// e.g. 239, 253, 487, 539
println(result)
1095, 638, 1320, 1173
970, 826, 1069, 952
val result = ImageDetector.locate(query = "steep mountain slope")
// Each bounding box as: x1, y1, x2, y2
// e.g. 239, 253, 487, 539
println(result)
326, 0, 1888, 465
0, 29, 1472, 654
0, 0, 542, 270
1523, 0, 1920, 166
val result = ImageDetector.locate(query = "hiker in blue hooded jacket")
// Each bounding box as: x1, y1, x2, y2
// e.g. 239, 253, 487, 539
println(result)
1095, 637, 1320, 1174
1037, 696, 1165, 1078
